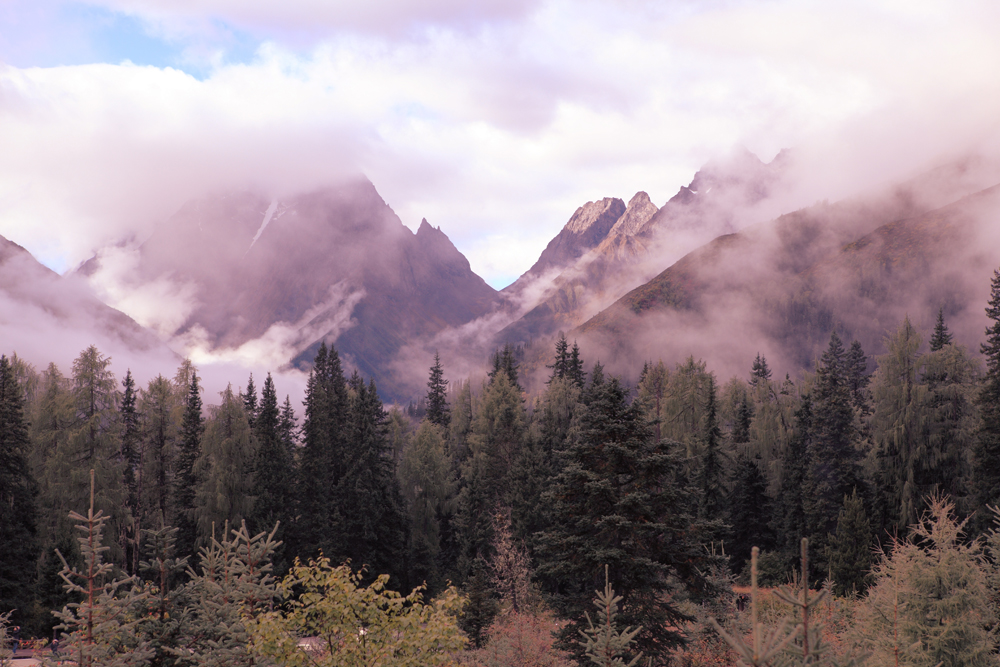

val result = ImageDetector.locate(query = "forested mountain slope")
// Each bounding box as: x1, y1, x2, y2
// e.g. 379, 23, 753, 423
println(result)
576, 180, 1000, 379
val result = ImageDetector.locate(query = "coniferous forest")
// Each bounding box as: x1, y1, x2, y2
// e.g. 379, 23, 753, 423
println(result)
6, 271, 1000, 666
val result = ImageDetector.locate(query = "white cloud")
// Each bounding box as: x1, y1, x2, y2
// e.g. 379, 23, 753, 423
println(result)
2, 0, 1000, 287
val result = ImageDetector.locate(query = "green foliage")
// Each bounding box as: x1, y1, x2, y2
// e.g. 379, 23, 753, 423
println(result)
0, 354, 40, 629
399, 419, 454, 593
174, 368, 203, 560
729, 453, 773, 575
194, 385, 257, 544
855, 496, 995, 667
250, 373, 294, 570
427, 352, 451, 428
827, 489, 872, 597
578, 566, 645, 667
536, 374, 718, 662
974, 268, 1000, 521
249, 556, 466, 667
53, 470, 153, 667
929, 308, 954, 352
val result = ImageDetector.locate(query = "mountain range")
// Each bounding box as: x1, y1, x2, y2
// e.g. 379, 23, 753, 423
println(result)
5, 151, 1000, 400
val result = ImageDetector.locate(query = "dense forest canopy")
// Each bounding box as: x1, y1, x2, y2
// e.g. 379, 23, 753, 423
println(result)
4, 270, 1000, 666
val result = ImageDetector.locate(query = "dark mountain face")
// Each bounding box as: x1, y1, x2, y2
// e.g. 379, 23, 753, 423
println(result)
572, 179, 1000, 382
81, 178, 499, 399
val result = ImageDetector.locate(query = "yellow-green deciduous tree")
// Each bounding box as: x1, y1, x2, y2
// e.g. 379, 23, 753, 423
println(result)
249, 557, 467, 667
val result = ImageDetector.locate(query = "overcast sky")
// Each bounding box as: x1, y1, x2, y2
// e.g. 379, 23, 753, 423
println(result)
2, 0, 1000, 289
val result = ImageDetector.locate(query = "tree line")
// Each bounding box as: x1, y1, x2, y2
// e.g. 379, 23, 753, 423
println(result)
4, 270, 1000, 665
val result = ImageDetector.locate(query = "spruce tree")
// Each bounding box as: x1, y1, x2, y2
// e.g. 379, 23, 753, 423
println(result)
489, 344, 521, 389
930, 307, 954, 351
174, 371, 203, 560
728, 453, 772, 576
140, 375, 177, 530
974, 269, 1000, 523
426, 352, 451, 429
250, 374, 293, 570
777, 395, 812, 554
568, 342, 586, 388
536, 374, 717, 662
547, 334, 571, 382
339, 375, 408, 583
119, 369, 141, 570
243, 373, 257, 431
803, 332, 860, 566
845, 339, 871, 414
695, 375, 728, 525
0, 355, 40, 629
828, 488, 872, 597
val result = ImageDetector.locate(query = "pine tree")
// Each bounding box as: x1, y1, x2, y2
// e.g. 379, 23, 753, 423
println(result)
250, 374, 293, 570
845, 339, 871, 414
174, 371, 203, 560
278, 396, 297, 455
243, 373, 257, 431
0, 355, 40, 629
777, 395, 812, 554
536, 374, 718, 662
426, 352, 451, 429
930, 307, 954, 352
636, 360, 668, 443
974, 269, 1000, 519
578, 566, 645, 667
827, 489, 872, 597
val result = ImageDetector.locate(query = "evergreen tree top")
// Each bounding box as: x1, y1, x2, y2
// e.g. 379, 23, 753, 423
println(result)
426, 351, 451, 428
548, 334, 571, 383
930, 307, 955, 351
750, 352, 771, 386
489, 343, 521, 389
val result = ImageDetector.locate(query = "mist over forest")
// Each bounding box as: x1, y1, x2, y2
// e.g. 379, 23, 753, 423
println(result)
7, 1, 1000, 664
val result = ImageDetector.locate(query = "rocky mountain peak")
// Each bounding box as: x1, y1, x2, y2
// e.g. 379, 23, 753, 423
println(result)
607, 191, 659, 238
564, 197, 626, 234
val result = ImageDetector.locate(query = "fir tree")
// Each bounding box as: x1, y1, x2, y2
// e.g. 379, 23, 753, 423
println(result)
777, 395, 812, 554
426, 352, 451, 428
242, 373, 257, 431
750, 353, 772, 386
974, 269, 1000, 519
278, 396, 297, 455
489, 343, 521, 389
827, 488, 872, 597
548, 334, 571, 382
119, 369, 141, 569
568, 342, 586, 388
0, 354, 40, 629
695, 375, 728, 525
294, 342, 349, 560
930, 307, 954, 351
845, 339, 871, 413
536, 375, 718, 662
140, 375, 177, 531
803, 332, 860, 567
174, 371, 203, 559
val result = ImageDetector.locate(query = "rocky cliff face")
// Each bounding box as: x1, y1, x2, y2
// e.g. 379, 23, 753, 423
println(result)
497, 149, 790, 346
80, 178, 499, 398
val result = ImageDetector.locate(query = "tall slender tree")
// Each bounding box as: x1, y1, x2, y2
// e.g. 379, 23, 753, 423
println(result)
426, 353, 451, 429
250, 373, 293, 568
119, 369, 141, 572
930, 307, 954, 352
547, 334, 571, 382
243, 373, 257, 431
174, 370, 204, 559
974, 269, 1000, 524
0, 355, 40, 629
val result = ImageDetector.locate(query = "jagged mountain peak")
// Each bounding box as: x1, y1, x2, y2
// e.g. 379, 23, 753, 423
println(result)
564, 197, 626, 234
607, 191, 659, 239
